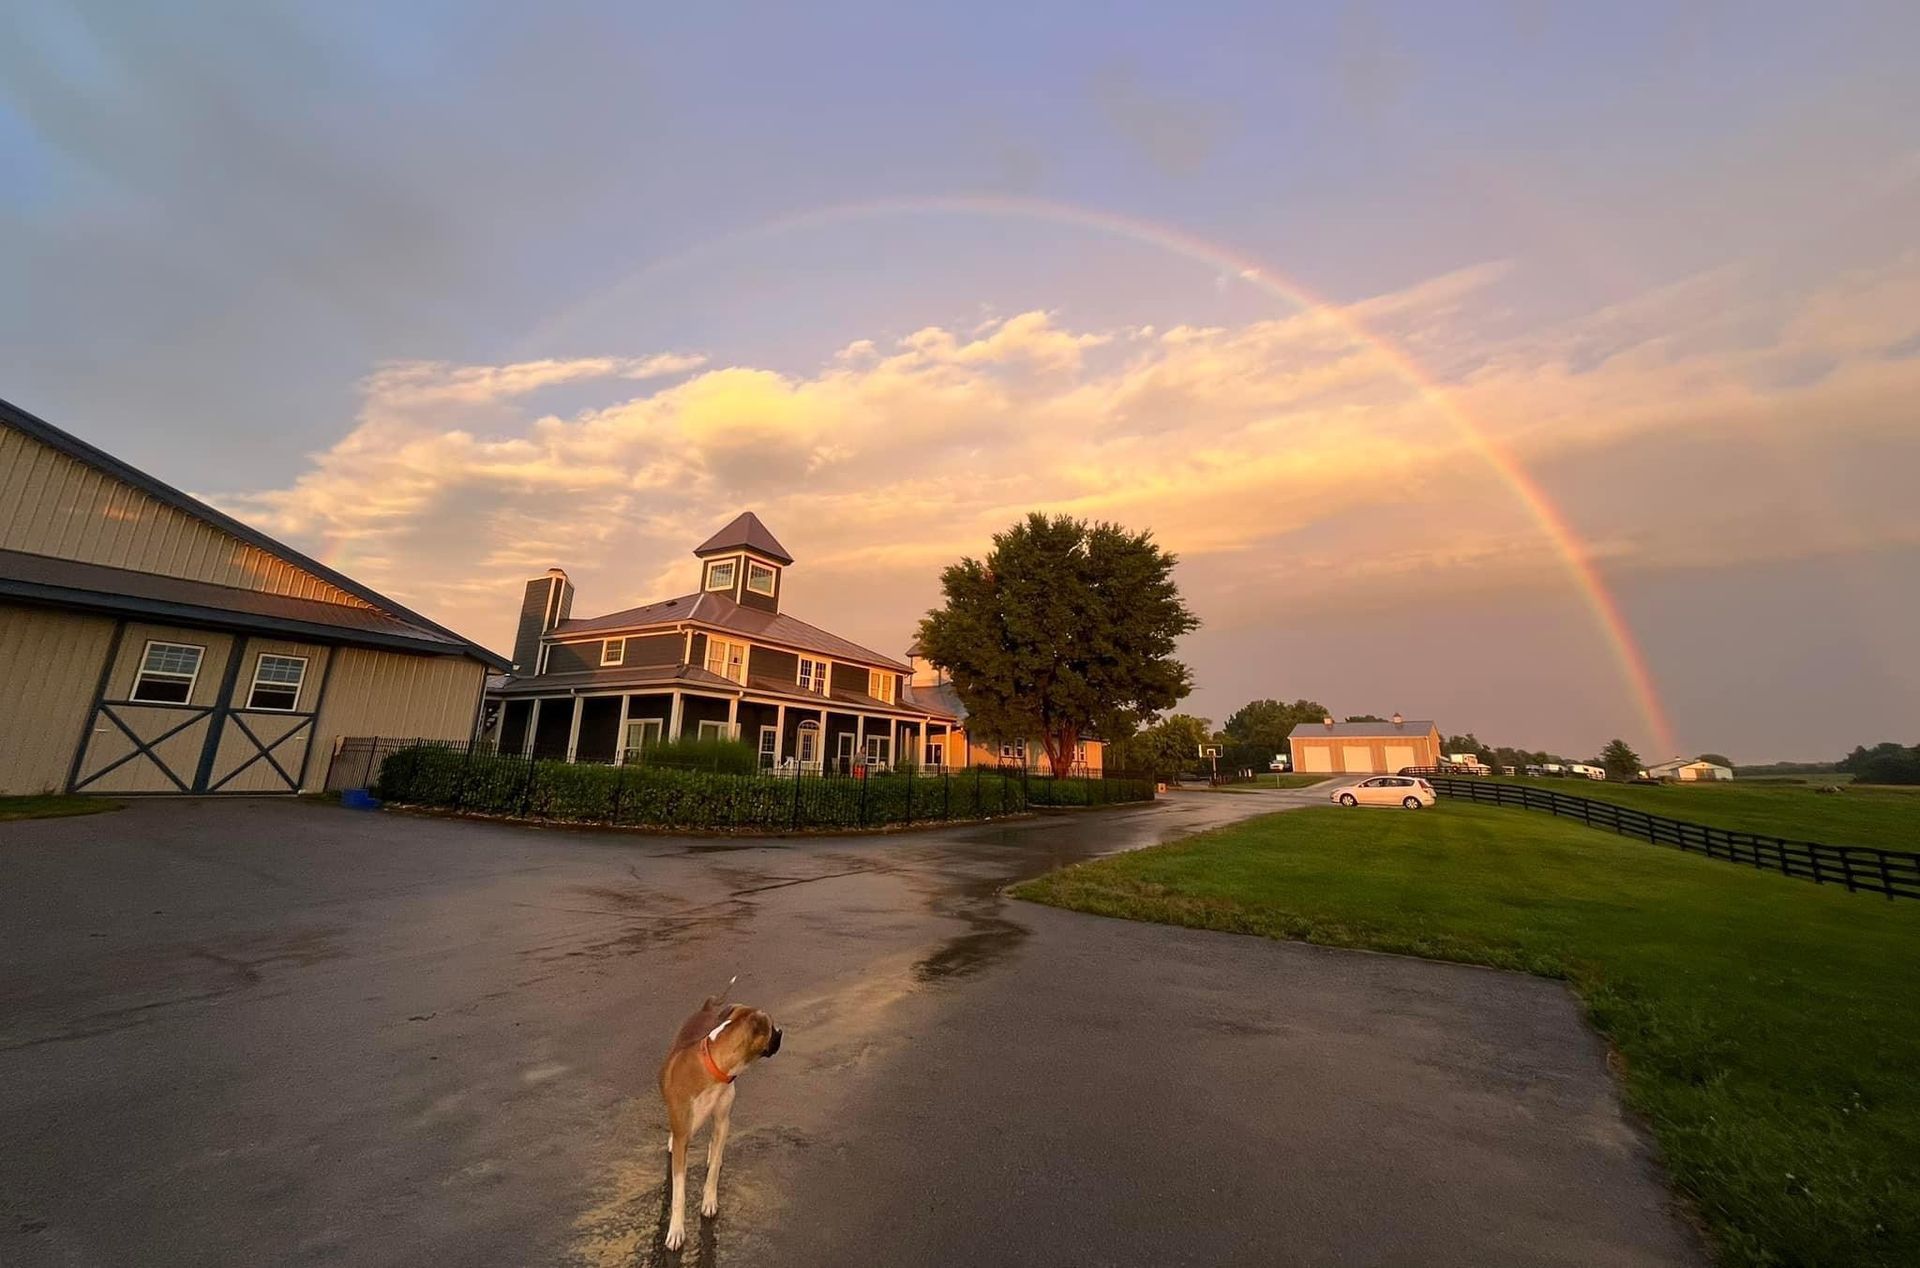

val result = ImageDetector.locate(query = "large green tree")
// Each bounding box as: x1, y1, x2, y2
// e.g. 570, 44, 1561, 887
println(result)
917, 513, 1198, 777
1223, 698, 1331, 751
1599, 738, 1643, 781
1112, 714, 1213, 780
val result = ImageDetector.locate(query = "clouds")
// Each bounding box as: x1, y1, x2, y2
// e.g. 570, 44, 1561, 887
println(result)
211, 248, 1920, 695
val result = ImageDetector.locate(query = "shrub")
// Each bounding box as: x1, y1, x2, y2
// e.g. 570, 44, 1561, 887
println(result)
634, 736, 759, 775
368, 744, 1153, 830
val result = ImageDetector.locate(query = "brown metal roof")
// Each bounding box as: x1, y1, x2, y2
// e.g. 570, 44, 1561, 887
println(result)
1288, 720, 1438, 739
554, 591, 909, 672
692, 511, 793, 564
1, 396, 509, 670
0, 548, 488, 658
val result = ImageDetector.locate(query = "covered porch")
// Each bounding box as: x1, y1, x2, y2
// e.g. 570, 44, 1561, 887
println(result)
491, 688, 960, 770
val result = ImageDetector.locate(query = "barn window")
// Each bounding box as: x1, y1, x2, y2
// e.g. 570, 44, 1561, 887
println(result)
246, 654, 308, 711
131, 641, 205, 704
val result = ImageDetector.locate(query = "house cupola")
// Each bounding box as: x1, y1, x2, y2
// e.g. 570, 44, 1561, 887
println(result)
693, 511, 793, 614
513, 567, 573, 672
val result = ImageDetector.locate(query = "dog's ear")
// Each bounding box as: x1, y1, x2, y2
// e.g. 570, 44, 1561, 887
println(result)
701, 994, 723, 1010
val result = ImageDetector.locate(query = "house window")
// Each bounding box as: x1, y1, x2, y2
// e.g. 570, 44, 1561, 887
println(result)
925, 740, 944, 768
999, 739, 1026, 763
131, 641, 204, 704
758, 726, 779, 769
867, 669, 896, 704
703, 637, 747, 684
864, 734, 891, 768
623, 717, 662, 758
797, 657, 829, 694
1075, 741, 1088, 763
704, 559, 736, 591
601, 638, 626, 666
746, 562, 776, 596
697, 719, 730, 742
246, 654, 308, 711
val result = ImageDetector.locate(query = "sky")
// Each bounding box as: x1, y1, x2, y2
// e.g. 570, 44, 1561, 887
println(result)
4, 1, 1918, 763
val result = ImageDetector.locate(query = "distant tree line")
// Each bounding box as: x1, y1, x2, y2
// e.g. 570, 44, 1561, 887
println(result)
1837, 742, 1920, 785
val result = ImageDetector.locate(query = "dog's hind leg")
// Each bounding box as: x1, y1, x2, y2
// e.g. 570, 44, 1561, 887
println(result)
702, 1084, 736, 1219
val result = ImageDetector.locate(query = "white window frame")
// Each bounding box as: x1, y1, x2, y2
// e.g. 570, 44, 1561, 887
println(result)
131, 640, 205, 704
601, 638, 626, 667
758, 725, 778, 768
697, 719, 731, 742
795, 720, 822, 768
868, 669, 896, 704
704, 637, 748, 685
623, 717, 663, 756
999, 739, 1026, 762
797, 656, 830, 695
704, 559, 737, 591
925, 739, 944, 768
746, 561, 777, 596
864, 734, 891, 769
245, 653, 309, 712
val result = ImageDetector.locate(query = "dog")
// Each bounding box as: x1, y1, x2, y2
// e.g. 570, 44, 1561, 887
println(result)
658, 984, 782, 1251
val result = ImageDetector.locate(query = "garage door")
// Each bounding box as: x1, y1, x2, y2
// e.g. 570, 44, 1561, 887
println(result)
1384, 745, 1417, 772
1300, 746, 1332, 773
1342, 745, 1373, 772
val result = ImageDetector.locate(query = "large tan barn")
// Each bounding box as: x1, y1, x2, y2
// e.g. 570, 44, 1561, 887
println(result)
1288, 715, 1443, 776
0, 399, 507, 796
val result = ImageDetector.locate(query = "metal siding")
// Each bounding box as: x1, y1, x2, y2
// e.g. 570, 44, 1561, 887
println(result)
307, 649, 486, 790
0, 422, 372, 609
0, 604, 117, 794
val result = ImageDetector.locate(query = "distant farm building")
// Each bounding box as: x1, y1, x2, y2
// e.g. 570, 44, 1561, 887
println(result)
1288, 714, 1442, 775
1647, 757, 1734, 782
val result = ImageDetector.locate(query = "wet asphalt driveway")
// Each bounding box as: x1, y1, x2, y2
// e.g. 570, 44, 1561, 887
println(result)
1, 792, 1700, 1268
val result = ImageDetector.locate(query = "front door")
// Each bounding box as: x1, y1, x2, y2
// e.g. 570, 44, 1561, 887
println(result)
836, 731, 856, 773
795, 723, 821, 768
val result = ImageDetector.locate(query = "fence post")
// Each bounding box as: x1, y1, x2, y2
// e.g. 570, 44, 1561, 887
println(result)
943, 768, 951, 819
362, 740, 377, 790
904, 762, 913, 826
610, 764, 626, 825
1840, 849, 1857, 893
1809, 847, 1824, 885
791, 766, 803, 831
520, 752, 537, 818
1879, 851, 1894, 900
859, 767, 870, 827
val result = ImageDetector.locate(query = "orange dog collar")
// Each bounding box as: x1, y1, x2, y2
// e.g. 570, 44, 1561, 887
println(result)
699, 1036, 733, 1084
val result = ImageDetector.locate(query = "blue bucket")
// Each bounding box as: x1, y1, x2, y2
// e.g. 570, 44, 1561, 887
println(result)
341, 788, 383, 811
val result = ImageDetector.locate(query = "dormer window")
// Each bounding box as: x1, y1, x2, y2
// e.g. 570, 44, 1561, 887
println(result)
798, 657, 829, 694
601, 638, 626, 667
705, 637, 748, 684
868, 669, 897, 704
746, 561, 777, 596
705, 559, 736, 591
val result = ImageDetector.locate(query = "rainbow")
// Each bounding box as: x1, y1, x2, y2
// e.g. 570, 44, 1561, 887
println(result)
530, 193, 1676, 754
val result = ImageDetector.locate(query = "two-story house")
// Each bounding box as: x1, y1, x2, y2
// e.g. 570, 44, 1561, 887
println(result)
484, 514, 962, 771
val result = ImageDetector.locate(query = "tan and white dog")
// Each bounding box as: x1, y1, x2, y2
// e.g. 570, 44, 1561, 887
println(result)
658, 987, 782, 1251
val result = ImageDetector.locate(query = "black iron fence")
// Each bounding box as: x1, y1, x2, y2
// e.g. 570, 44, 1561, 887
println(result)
326, 737, 1155, 832
1428, 777, 1920, 900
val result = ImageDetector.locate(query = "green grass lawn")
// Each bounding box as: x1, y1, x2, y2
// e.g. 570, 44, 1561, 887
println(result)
1180, 773, 1327, 791
1488, 776, 1920, 852
0, 795, 121, 822
1015, 803, 1920, 1268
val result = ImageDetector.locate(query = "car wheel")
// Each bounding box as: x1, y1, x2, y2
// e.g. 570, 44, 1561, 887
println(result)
1338, 793, 1358, 807
1402, 796, 1422, 809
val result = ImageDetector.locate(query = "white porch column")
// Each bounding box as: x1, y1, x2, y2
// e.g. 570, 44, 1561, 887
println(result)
668, 691, 685, 742
855, 714, 866, 765
614, 695, 631, 764
726, 695, 740, 740
818, 706, 829, 768
526, 698, 542, 756
565, 694, 584, 762
918, 719, 927, 768
774, 703, 787, 764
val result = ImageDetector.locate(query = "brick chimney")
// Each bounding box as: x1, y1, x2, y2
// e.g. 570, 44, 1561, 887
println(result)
512, 568, 573, 674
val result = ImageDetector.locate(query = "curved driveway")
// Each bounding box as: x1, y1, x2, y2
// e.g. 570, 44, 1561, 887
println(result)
0, 790, 1700, 1267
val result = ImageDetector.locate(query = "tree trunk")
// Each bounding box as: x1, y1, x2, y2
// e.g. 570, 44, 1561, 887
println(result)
1044, 725, 1078, 779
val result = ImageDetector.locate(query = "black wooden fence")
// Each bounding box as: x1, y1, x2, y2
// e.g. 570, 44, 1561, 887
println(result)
1428, 777, 1920, 900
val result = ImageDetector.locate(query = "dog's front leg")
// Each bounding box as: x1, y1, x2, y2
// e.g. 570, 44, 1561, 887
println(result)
702, 1085, 736, 1218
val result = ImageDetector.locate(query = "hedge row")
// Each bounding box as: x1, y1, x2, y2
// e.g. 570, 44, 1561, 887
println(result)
372, 745, 1153, 831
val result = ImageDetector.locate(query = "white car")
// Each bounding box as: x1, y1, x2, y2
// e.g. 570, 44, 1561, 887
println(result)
1330, 775, 1436, 810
